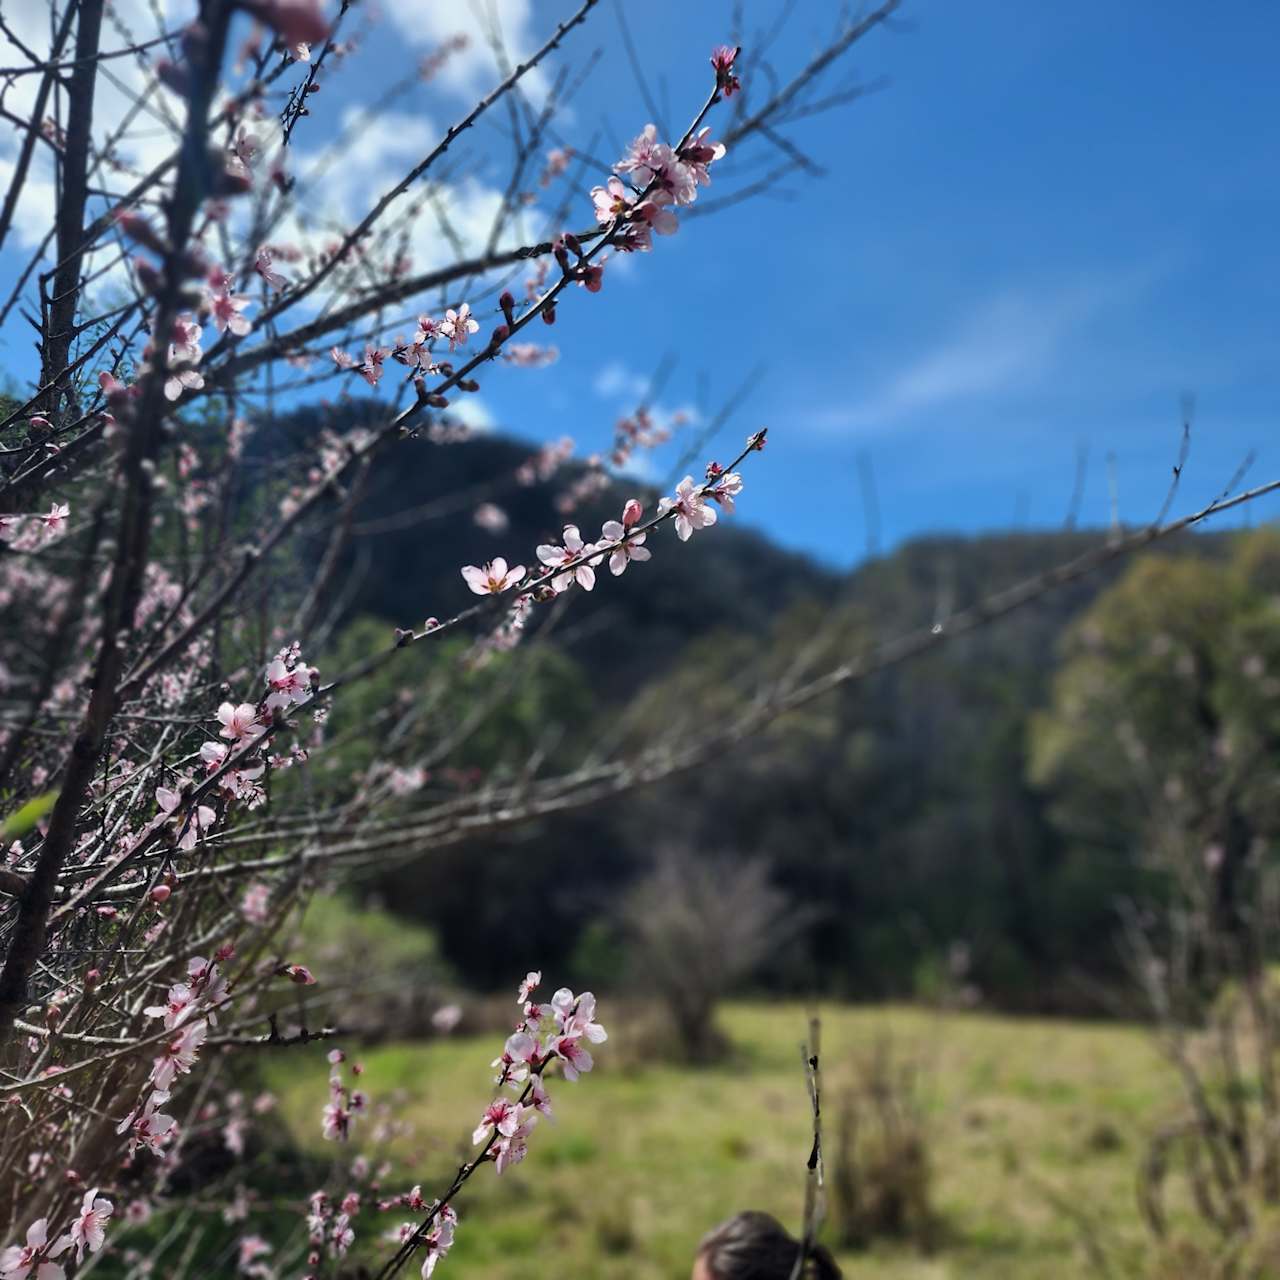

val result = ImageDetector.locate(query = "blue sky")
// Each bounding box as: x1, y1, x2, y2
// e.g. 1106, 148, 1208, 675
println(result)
494, 0, 1280, 564
540, 0, 1280, 563
2, 0, 1277, 567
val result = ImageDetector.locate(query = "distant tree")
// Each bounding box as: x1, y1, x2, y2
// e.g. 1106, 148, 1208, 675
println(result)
621, 852, 803, 1062
1030, 531, 1280, 970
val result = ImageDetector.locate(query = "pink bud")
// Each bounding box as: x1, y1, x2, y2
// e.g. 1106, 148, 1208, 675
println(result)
247, 0, 331, 48
154, 58, 191, 97
622, 498, 643, 528
133, 257, 163, 294
150, 885, 172, 904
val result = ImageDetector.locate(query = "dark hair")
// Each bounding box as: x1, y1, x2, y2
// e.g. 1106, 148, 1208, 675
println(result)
697, 1211, 842, 1280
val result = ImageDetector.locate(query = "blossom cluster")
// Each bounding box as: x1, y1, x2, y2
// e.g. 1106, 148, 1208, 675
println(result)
331, 302, 481, 390
153, 643, 315, 852
0, 503, 70, 552
377, 974, 607, 1280
589, 115, 728, 262
461, 462, 743, 607
321, 1049, 369, 1143
0, 1189, 113, 1280
116, 950, 233, 1161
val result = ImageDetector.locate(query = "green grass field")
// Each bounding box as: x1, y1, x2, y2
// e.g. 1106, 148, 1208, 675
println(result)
268, 1003, 1186, 1278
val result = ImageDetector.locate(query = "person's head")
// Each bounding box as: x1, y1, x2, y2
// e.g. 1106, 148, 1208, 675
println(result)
692, 1211, 842, 1280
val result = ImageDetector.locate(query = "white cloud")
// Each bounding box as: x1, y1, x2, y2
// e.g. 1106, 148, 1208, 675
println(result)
593, 361, 649, 399
383, 0, 553, 104
445, 395, 494, 432
810, 271, 1163, 437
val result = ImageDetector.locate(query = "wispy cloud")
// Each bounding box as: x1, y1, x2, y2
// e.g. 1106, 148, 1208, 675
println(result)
592, 361, 651, 400
383, 0, 553, 104
811, 272, 1160, 436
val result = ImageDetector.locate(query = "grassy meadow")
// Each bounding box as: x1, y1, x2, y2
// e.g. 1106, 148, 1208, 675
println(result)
264, 1002, 1204, 1278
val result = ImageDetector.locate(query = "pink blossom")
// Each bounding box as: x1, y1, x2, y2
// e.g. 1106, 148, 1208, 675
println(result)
491, 1104, 536, 1173
150, 1018, 208, 1091
617, 124, 672, 185
389, 766, 426, 795
517, 970, 541, 1002
636, 194, 678, 235
622, 498, 643, 527
473, 503, 509, 533
528, 1076, 554, 1120
264, 655, 313, 710
535, 525, 599, 593
554, 988, 608, 1045
59, 1187, 112, 1263
330, 346, 358, 370
708, 470, 744, 512
360, 345, 388, 387
491, 1028, 538, 1083
540, 146, 573, 186
549, 1034, 594, 1082
441, 304, 478, 351
431, 1003, 463, 1034
241, 882, 270, 924
680, 126, 727, 190
600, 519, 650, 576
419, 1204, 457, 1278
164, 368, 204, 401
284, 964, 317, 985
238, 1235, 272, 1275
460, 558, 525, 595
254, 247, 288, 289
230, 128, 261, 179
657, 475, 718, 540
41, 503, 69, 532
124, 1202, 151, 1227
322, 1102, 350, 1141
210, 290, 252, 336
116, 1091, 178, 1156
711, 44, 741, 96
591, 176, 634, 225
144, 981, 196, 1030
154, 787, 216, 851
216, 702, 263, 741
577, 256, 607, 292
472, 1098, 520, 1146
0, 1218, 64, 1280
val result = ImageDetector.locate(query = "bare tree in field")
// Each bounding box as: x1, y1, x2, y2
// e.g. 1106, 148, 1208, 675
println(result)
622, 852, 802, 1061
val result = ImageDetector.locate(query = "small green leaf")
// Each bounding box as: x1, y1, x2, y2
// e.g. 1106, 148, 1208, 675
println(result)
0, 792, 58, 840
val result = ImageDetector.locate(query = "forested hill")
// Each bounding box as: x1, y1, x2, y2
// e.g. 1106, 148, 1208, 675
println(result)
266, 402, 837, 698
270, 401, 1225, 700
266, 404, 1242, 1011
